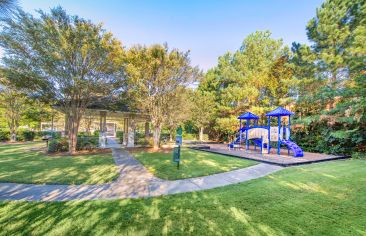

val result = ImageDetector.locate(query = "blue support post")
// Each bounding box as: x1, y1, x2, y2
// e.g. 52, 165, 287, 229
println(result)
239, 119, 242, 146
267, 116, 271, 154
288, 115, 291, 140
288, 115, 291, 155
277, 116, 281, 155
260, 135, 263, 155
246, 119, 249, 150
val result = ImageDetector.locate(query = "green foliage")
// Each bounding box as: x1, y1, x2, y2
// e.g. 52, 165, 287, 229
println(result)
48, 138, 69, 153
352, 152, 365, 159
93, 130, 100, 137
0, 129, 10, 141
199, 31, 298, 137
48, 136, 100, 153
124, 44, 198, 148
0, 7, 125, 153
291, 0, 366, 155
76, 136, 99, 151
116, 131, 123, 144
198, 0, 366, 155
16, 129, 36, 141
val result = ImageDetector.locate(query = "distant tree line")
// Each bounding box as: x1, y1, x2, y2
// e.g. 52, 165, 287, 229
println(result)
196, 0, 365, 156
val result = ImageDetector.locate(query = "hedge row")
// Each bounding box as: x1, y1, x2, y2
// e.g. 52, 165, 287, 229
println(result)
48, 136, 99, 153
0, 130, 36, 142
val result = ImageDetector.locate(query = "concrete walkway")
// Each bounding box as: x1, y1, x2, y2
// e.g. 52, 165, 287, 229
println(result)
0, 149, 283, 201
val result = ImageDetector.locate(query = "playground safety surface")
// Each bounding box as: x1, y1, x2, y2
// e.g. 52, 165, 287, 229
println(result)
190, 144, 349, 167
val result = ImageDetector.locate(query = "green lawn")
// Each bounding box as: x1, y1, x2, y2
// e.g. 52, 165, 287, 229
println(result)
0, 142, 119, 184
132, 148, 257, 180
0, 159, 365, 235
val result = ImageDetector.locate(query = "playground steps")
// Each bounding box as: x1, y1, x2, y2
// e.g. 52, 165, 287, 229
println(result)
281, 140, 304, 157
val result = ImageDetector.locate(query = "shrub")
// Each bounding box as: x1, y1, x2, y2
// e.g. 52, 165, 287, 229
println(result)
76, 136, 99, 150
78, 132, 92, 137
183, 133, 198, 140
352, 152, 365, 159
48, 138, 69, 153
116, 131, 123, 144
0, 130, 10, 142
93, 130, 100, 137
17, 130, 36, 141
135, 136, 151, 146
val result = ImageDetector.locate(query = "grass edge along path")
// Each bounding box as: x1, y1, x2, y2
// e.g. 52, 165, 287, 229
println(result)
0, 159, 365, 235
132, 147, 257, 180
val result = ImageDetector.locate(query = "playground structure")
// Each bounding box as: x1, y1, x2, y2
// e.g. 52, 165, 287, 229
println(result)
229, 107, 304, 157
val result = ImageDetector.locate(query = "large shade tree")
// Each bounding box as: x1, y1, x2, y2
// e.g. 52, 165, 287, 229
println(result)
191, 90, 216, 141
0, 7, 124, 153
0, 79, 27, 141
0, 0, 18, 18
125, 44, 198, 149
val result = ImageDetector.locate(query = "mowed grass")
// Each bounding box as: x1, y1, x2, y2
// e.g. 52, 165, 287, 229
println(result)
0, 142, 119, 184
0, 159, 365, 235
132, 148, 256, 180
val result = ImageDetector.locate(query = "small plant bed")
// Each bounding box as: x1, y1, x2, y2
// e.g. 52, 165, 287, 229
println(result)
0, 142, 119, 185
132, 147, 257, 180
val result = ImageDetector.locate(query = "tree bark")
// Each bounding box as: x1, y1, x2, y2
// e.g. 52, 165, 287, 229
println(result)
199, 127, 204, 141
64, 113, 69, 136
153, 125, 161, 150
67, 110, 82, 154
169, 130, 173, 142
9, 118, 16, 142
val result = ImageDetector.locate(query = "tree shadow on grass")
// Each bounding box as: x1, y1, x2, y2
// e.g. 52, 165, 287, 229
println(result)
1, 160, 366, 235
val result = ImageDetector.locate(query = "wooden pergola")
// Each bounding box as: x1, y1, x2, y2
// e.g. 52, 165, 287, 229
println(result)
54, 98, 151, 147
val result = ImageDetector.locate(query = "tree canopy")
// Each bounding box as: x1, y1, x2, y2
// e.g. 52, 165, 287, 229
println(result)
124, 44, 198, 149
0, 7, 124, 153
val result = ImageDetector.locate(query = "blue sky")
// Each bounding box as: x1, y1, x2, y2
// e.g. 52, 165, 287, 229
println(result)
19, 0, 324, 71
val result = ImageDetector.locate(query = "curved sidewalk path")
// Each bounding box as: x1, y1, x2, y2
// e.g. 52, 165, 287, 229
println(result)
0, 149, 283, 201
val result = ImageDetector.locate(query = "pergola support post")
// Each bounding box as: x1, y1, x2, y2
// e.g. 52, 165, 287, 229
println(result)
127, 119, 135, 147
145, 122, 150, 139
123, 118, 128, 146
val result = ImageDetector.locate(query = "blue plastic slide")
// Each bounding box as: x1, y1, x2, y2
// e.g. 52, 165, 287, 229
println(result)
281, 140, 304, 157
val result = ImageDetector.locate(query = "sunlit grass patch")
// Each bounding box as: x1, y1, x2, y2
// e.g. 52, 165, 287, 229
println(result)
0, 142, 118, 184
0, 159, 365, 235
133, 148, 257, 180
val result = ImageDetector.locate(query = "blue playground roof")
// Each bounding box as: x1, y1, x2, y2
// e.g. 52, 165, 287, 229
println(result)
237, 112, 259, 120
265, 107, 294, 117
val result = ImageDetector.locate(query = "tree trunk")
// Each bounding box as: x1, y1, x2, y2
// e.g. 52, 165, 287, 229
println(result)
51, 114, 54, 131
153, 125, 161, 150
10, 131, 16, 142
64, 113, 69, 136
9, 118, 16, 142
67, 111, 82, 154
169, 130, 173, 142
199, 127, 204, 141
68, 126, 78, 154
